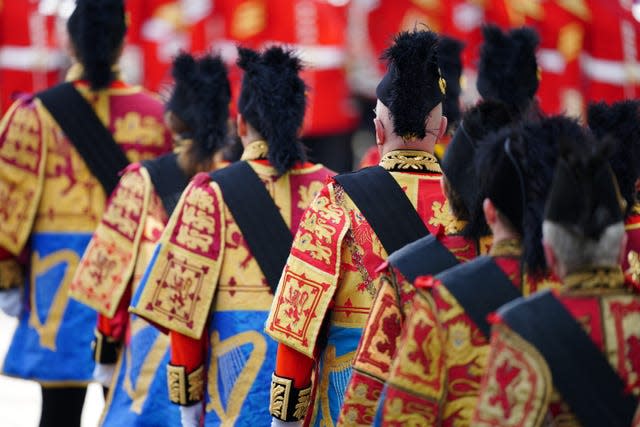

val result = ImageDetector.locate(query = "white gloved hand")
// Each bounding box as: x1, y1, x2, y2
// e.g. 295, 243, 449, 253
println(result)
93, 363, 116, 388
180, 403, 202, 427
0, 288, 21, 318
271, 418, 302, 427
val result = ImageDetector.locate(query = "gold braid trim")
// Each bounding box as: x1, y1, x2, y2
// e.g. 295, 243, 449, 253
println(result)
0, 259, 24, 289
562, 267, 625, 293
269, 373, 312, 422
241, 140, 269, 161
379, 150, 441, 173
167, 364, 205, 406
489, 238, 522, 257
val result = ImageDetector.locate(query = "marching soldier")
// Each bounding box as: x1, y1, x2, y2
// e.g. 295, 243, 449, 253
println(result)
265, 29, 450, 426
131, 46, 334, 426
337, 99, 512, 426
377, 115, 573, 426
472, 120, 640, 427
0, 0, 172, 426
69, 52, 232, 426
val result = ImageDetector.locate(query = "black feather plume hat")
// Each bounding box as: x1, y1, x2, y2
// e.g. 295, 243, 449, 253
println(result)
477, 24, 540, 113
167, 52, 231, 159
438, 36, 465, 128
587, 100, 640, 216
237, 45, 307, 175
376, 29, 445, 140
67, 0, 126, 90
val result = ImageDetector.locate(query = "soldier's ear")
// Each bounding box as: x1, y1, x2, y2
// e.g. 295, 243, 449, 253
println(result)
374, 118, 385, 146
618, 232, 629, 266
237, 114, 248, 138
543, 240, 559, 278
437, 115, 448, 140
482, 198, 497, 228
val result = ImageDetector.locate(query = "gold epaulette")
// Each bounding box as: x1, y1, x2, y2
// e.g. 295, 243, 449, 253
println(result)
167, 364, 205, 406
269, 373, 312, 422
0, 259, 24, 289
91, 329, 121, 364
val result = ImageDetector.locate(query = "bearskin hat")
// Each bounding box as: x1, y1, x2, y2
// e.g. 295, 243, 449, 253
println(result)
477, 24, 540, 114
476, 116, 587, 277
546, 125, 623, 241
438, 36, 465, 130
442, 99, 515, 238
237, 46, 307, 175
67, 0, 126, 90
376, 29, 445, 140
167, 52, 231, 160
587, 100, 640, 217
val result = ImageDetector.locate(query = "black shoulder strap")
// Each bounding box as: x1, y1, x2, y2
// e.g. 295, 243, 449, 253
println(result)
388, 234, 459, 283
37, 82, 129, 196
334, 166, 429, 254
501, 291, 638, 427
210, 161, 292, 293
437, 256, 520, 338
142, 153, 190, 216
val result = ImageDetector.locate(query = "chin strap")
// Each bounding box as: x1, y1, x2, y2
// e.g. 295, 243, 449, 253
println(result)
269, 373, 312, 422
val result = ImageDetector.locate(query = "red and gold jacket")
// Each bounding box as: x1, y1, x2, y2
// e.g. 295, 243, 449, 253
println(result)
131, 140, 334, 425
338, 223, 489, 426
377, 239, 524, 426
265, 150, 447, 426
472, 266, 640, 427
582, 0, 640, 103
624, 204, 640, 283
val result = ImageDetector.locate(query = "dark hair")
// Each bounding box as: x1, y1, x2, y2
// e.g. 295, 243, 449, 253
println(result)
67, 0, 126, 90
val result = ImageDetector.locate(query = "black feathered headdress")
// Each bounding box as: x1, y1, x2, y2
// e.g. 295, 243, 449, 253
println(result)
477, 24, 540, 113
438, 36, 465, 129
546, 127, 624, 240
376, 29, 445, 140
167, 52, 231, 160
442, 99, 515, 238
237, 46, 307, 175
587, 100, 640, 217
67, 0, 126, 90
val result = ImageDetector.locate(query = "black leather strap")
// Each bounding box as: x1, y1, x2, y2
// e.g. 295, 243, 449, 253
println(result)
142, 153, 190, 216
334, 166, 429, 255
388, 234, 459, 283
501, 290, 638, 427
437, 256, 520, 338
37, 82, 129, 196
210, 161, 292, 293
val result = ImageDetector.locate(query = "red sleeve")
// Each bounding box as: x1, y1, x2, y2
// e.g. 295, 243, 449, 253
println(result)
170, 330, 208, 373
275, 343, 314, 388
96, 286, 131, 342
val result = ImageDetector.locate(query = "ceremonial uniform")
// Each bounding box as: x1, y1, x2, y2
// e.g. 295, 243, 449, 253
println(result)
0, 1, 66, 114
132, 146, 333, 425
378, 239, 522, 426
266, 151, 446, 425
0, 76, 171, 383
582, 0, 640, 103
473, 131, 640, 426
72, 161, 182, 426
338, 225, 485, 426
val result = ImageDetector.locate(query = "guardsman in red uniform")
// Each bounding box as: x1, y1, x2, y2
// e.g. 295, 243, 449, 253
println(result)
265, 29, 449, 426
378, 115, 571, 426
0, 0, 66, 114
0, 1, 172, 426
70, 52, 232, 427
582, 0, 640, 103
472, 122, 640, 427
337, 99, 515, 426
131, 46, 334, 427
587, 100, 640, 283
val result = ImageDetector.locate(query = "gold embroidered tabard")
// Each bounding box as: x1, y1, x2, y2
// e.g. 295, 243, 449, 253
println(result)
70, 166, 152, 316
131, 173, 227, 339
